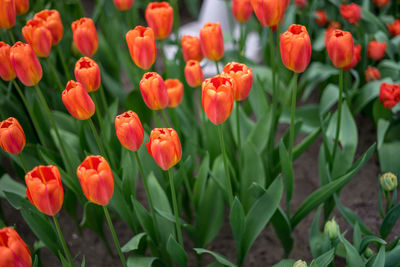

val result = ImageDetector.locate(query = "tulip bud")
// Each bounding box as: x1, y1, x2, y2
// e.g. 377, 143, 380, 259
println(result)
367, 41, 386, 61
15, 0, 29, 15
340, 4, 361, 25
365, 66, 381, 82
324, 22, 341, 45
25, 165, 64, 216
77, 155, 114, 206
62, 80, 95, 120
364, 248, 374, 259
0, 0, 15, 29
343, 44, 361, 71
324, 218, 340, 241
145, 2, 173, 40
373, 0, 389, 8
0, 42, 16, 81
0, 227, 32, 267
0, 117, 25, 155
232, 0, 253, 23
71, 17, 98, 57
10, 42, 43, 86
146, 128, 182, 170
34, 10, 64, 45
165, 79, 184, 108
379, 82, 400, 109
293, 260, 307, 267
202, 74, 234, 125
250, 0, 289, 27
223, 62, 252, 101
126, 26, 157, 70
181, 35, 203, 62
380, 172, 398, 192
115, 111, 144, 152
200, 22, 224, 61
326, 30, 354, 69
74, 57, 101, 92
387, 19, 400, 37
113, 0, 134, 11
295, 0, 307, 9
314, 10, 328, 27
280, 24, 311, 73
139, 72, 168, 110
185, 60, 204, 88
22, 19, 53, 58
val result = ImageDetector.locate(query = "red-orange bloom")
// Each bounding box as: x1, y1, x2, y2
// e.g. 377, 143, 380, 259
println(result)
324, 21, 341, 45
0, 42, 16, 81
373, 0, 389, 7
0, 117, 25, 155
250, 0, 289, 27
10, 42, 43, 86
181, 35, 203, 62
223, 62, 252, 101
146, 128, 182, 170
232, 0, 253, 23
145, 2, 173, 40
314, 10, 328, 27
139, 72, 168, 110
165, 79, 184, 108
295, 0, 307, 9
343, 44, 361, 70
379, 82, 400, 109
115, 111, 144, 152
0, 227, 31, 267
74, 57, 101, 92
22, 19, 53, 58
15, 0, 29, 15
326, 30, 354, 69
340, 4, 361, 25
0, 0, 15, 29
365, 66, 381, 82
77, 155, 114, 206
62, 80, 95, 120
113, 0, 134, 11
126, 26, 157, 70
25, 165, 64, 216
71, 18, 98, 57
202, 74, 234, 125
387, 19, 400, 36
200, 22, 224, 61
367, 41, 386, 61
34, 10, 63, 45
184, 60, 204, 88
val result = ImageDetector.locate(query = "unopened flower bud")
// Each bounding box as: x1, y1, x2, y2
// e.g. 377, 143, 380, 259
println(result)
324, 218, 340, 241
380, 172, 398, 192
364, 248, 374, 259
293, 260, 307, 267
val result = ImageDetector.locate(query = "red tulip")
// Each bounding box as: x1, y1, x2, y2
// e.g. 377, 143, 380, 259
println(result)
165, 79, 184, 108
314, 10, 328, 27
340, 4, 361, 25
139, 72, 168, 110
200, 22, 224, 61
181, 35, 203, 62
0, 42, 16, 81
10, 42, 43, 86
379, 82, 400, 109
113, 0, 134, 11
184, 60, 204, 88
295, 0, 307, 9
365, 66, 381, 82
126, 26, 157, 70
387, 19, 400, 36
74, 57, 101, 92
222, 62, 253, 101
367, 41, 386, 61
145, 2, 173, 40
0, 227, 31, 267
373, 0, 389, 7
71, 18, 98, 57
326, 30, 354, 69
232, 0, 253, 23
343, 44, 361, 70
15, 0, 29, 15
250, 0, 289, 27
62, 81, 95, 120
0, 117, 25, 155
22, 19, 53, 58
0, 0, 15, 29
115, 110, 144, 152
34, 10, 64, 45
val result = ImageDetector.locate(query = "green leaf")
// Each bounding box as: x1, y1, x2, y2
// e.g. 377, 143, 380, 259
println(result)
377, 119, 390, 150
309, 206, 330, 258
359, 236, 386, 253
385, 243, 400, 267
378, 141, 400, 175
279, 142, 294, 208
319, 84, 339, 115
167, 235, 188, 267
353, 223, 362, 250
338, 234, 365, 267
230, 197, 245, 249
272, 259, 296, 267
314, 249, 335, 267
353, 79, 390, 115
193, 153, 209, 209
0, 174, 26, 198
247, 109, 273, 153
193, 248, 236, 267
127, 256, 157, 267
80, 202, 106, 242
131, 198, 156, 242
380, 203, 400, 239
121, 233, 147, 253
81, 256, 85, 267
271, 207, 293, 257
371, 246, 385, 267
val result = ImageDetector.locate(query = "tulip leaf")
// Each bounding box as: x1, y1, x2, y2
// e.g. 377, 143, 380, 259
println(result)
193, 248, 237, 267
314, 248, 335, 267
131, 197, 156, 242
371, 246, 386, 267
122, 232, 147, 253
385, 243, 400, 267
359, 236, 386, 253
167, 235, 187, 267
271, 207, 293, 257
0, 174, 26, 198
272, 259, 296, 267
338, 234, 365, 267
309, 206, 330, 258
127, 256, 157, 267
193, 153, 209, 209
229, 197, 245, 249
80, 202, 107, 247
278, 141, 294, 213
380, 203, 400, 239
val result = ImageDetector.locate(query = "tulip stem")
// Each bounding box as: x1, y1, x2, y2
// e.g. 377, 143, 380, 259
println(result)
384, 191, 391, 214
46, 57, 64, 91
8, 29, 15, 43
103, 206, 127, 267
218, 124, 234, 205
160, 109, 171, 128
56, 45, 71, 81
88, 118, 114, 167
288, 72, 298, 161
236, 103, 242, 177
168, 169, 184, 246
160, 40, 169, 78
99, 85, 108, 113
215, 61, 220, 73
331, 68, 344, 172
17, 154, 27, 173
52, 215, 74, 266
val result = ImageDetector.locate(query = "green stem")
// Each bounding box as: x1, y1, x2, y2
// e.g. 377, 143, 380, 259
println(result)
168, 169, 183, 246
384, 191, 391, 214
288, 72, 298, 161
88, 118, 111, 164
56, 45, 71, 81
236, 103, 241, 178
46, 57, 64, 91
17, 154, 27, 173
153, 110, 163, 127
103, 206, 127, 267
331, 68, 344, 172
99, 85, 108, 112
92, 94, 105, 133
160, 40, 169, 78
215, 61, 220, 74
160, 109, 171, 128
218, 124, 234, 205
8, 29, 15, 43
52, 215, 74, 266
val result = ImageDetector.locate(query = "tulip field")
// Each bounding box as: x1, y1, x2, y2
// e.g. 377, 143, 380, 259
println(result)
1, 0, 400, 266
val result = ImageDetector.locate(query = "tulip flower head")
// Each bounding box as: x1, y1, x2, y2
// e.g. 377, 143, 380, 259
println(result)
126, 26, 157, 70
373, 0, 389, 7
115, 110, 144, 152
200, 22, 225, 61
295, 0, 307, 9
15, 0, 29, 15
340, 4, 361, 25
232, 0, 253, 23
387, 19, 400, 36
0, 227, 32, 267
326, 30, 354, 69
293, 260, 308, 267
379, 82, 400, 109
72, 17, 98, 57
62, 80, 95, 120
22, 19, 53, 57
0, 0, 16, 29
324, 218, 340, 241
181, 35, 203, 62
365, 66, 381, 82
367, 41, 386, 61
250, 0, 289, 27
222, 62, 253, 101
165, 79, 184, 108
34, 9, 64, 45
0, 117, 25, 155
145, 2, 173, 40
113, 0, 134, 11
10, 42, 43, 86
184, 60, 204, 88
380, 172, 398, 192
0, 42, 16, 81
343, 44, 361, 70
139, 72, 169, 110
314, 10, 328, 27
74, 57, 101, 92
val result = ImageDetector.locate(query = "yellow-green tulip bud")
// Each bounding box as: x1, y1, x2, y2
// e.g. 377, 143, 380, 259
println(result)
293, 260, 307, 267
364, 248, 374, 259
380, 172, 398, 192
324, 218, 340, 241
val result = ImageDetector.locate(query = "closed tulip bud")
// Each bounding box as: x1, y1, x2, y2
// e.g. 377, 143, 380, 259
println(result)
113, 0, 134, 11
126, 26, 157, 70
200, 22, 225, 61
223, 62, 252, 101
146, 128, 182, 170
364, 248, 374, 259
25, 165, 64, 216
10, 42, 43, 86
0, 0, 15, 29
0, 117, 25, 155
380, 172, 398, 192
0, 42, 16, 81
379, 83, 400, 109
139, 72, 168, 110
181, 35, 203, 62
115, 111, 144, 152
202, 74, 234, 125
365, 66, 381, 82
0, 227, 31, 267
340, 4, 361, 25
22, 19, 53, 58
15, 0, 29, 15
324, 22, 341, 45
387, 19, 400, 37
368, 41, 386, 61
165, 79, 184, 108
373, 0, 389, 7
145, 2, 173, 40
343, 44, 361, 71
185, 60, 204, 88
326, 30, 354, 69
324, 218, 340, 241
74, 57, 101, 92
34, 10, 63, 45
314, 10, 328, 27
72, 18, 98, 57
295, 0, 307, 9
280, 24, 311, 73
250, 0, 288, 27
62, 80, 95, 120
232, 0, 253, 23
293, 260, 307, 267
77, 155, 114, 206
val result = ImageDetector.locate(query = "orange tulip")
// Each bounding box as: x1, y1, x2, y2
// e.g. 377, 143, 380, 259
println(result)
280, 24, 311, 73
126, 26, 157, 70
324, 21, 341, 45
184, 60, 204, 88
0, 227, 31, 267
365, 66, 380, 82
250, 0, 289, 27
113, 0, 134, 11
0, 0, 15, 29
139, 72, 168, 110
165, 79, 184, 108
326, 30, 354, 69
343, 44, 361, 70
62, 80, 95, 120
0, 117, 25, 155
373, 0, 389, 7
202, 74, 234, 125
232, 0, 253, 23
146, 128, 182, 170
74, 57, 101, 92
22, 19, 53, 58
181, 35, 203, 62
71, 18, 98, 57
367, 41, 386, 61
77, 155, 114, 206
200, 22, 224, 61
340, 4, 361, 25
25, 165, 64, 216
15, 0, 29, 15
314, 10, 328, 27
387, 19, 400, 36
10, 42, 43, 86
0, 42, 16, 81
145, 2, 173, 40
223, 62, 252, 101
115, 110, 144, 152
379, 82, 400, 109
34, 10, 63, 45
295, 0, 307, 9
